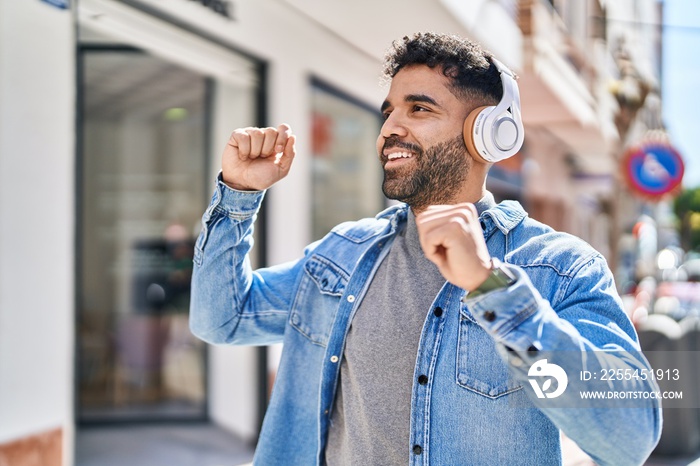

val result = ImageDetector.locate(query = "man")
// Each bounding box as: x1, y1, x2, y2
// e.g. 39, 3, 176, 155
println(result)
190, 33, 661, 465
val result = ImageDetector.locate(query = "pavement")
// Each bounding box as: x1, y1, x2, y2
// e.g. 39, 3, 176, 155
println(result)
75, 423, 254, 466
75, 422, 700, 466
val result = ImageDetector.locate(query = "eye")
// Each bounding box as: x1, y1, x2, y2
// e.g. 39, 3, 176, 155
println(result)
412, 105, 430, 113
381, 110, 392, 120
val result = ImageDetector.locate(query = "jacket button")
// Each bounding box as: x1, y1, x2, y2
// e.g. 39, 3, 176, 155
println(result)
330, 355, 339, 363
347, 295, 355, 303
433, 306, 443, 317
483, 310, 497, 322
413, 445, 422, 455
418, 375, 428, 385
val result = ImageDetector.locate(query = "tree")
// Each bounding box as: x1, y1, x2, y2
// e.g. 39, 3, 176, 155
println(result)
674, 186, 700, 252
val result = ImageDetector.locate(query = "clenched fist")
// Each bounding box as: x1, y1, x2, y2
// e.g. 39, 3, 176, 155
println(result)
222, 124, 296, 191
416, 204, 492, 291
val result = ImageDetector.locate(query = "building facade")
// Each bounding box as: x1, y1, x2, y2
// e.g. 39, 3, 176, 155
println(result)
0, 0, 663, 464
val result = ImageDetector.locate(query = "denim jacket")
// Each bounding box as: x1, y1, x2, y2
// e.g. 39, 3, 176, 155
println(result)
190, 177, 662, 466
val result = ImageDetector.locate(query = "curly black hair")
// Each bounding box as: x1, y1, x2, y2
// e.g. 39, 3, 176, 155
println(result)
383, 32, 503, 106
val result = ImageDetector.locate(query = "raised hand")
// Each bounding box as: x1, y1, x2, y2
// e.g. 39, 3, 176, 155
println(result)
221, 123, 296, 191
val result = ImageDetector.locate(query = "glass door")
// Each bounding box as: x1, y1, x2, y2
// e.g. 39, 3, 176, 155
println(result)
77, 47, 209, 421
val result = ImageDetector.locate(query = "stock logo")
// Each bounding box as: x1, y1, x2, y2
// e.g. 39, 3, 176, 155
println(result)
528, 359, 568, 399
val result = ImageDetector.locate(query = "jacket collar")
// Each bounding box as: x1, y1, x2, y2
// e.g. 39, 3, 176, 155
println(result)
376, 193, 528, 236
480, 200, 528, 235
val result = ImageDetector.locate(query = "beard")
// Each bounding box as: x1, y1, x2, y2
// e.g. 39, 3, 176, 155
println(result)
381, 135, 471, 211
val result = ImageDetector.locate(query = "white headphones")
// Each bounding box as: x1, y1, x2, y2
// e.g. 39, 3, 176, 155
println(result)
463, 58, 524, 163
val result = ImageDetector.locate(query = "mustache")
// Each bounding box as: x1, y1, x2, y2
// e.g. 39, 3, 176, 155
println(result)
382, 136, 422, 156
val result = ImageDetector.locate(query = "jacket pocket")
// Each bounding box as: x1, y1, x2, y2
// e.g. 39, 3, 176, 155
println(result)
456, 306, 522, 398
290, 254, 349, 347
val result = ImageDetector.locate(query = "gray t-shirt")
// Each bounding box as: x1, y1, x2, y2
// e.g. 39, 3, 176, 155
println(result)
325, 210, 447, 465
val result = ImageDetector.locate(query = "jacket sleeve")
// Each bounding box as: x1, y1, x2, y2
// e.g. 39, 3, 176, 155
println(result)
464, 253, 662, 466
189, 176, 309, 346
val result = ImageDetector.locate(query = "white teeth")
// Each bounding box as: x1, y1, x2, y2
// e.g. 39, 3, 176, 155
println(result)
387, 151, 412, 160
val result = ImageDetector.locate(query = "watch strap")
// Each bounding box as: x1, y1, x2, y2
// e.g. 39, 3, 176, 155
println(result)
468, 258, 516, 298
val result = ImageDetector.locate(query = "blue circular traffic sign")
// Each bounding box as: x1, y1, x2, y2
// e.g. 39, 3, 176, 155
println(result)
622, 142, 684, 199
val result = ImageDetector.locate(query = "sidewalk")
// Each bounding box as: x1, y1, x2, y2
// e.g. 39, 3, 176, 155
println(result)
76, 423, 699, 466
75, 423, 254, 466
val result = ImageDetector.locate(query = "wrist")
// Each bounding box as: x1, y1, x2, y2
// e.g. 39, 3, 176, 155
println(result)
219, 172, 261, 192
468, 258, 516, 298
224, 181, 257, 191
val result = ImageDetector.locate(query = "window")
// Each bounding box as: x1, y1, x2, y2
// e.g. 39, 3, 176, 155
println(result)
310, 80, 385, 240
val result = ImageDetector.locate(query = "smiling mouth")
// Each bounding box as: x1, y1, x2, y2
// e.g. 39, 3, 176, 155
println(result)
386, 151, 413, 161
384, 151, 415, 165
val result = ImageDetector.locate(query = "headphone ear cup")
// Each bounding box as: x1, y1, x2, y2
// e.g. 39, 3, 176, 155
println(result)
463, 106, 490, 163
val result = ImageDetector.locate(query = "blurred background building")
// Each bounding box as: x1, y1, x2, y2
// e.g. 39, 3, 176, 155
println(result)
0, 0, 689, 465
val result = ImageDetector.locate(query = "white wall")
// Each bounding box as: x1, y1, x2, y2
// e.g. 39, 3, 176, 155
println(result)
0, 0, 75, 464
209, 346, 259, 441
207, 81, 261, 441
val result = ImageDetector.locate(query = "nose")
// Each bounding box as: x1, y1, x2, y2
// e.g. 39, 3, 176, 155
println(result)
380, 111, 408, 140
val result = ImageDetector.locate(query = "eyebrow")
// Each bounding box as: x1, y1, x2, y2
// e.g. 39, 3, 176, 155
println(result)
381, 93, 441, 112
